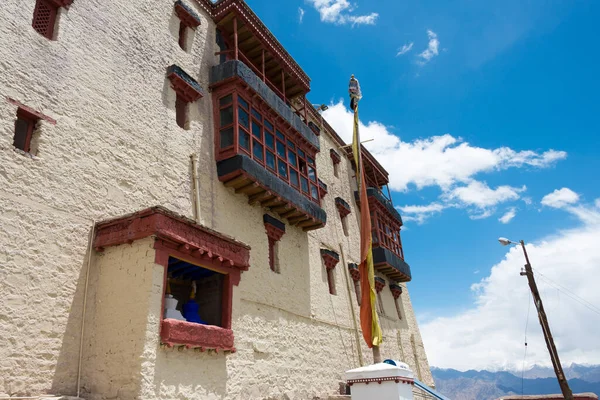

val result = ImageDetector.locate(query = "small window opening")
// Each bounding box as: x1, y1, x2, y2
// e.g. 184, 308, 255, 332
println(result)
376, 292, 385, 316
32, 0, 59, 40
175, 95, 189, 129
354, 279, 361, 306
13, 109, 39, 154
394, 298, 403, 320
341, 215, 349, 237
327, 268, 336, 295
166, 257, 224, 327
333, 162, 339, 178
268, 238, 280, 273
178, 22, 188, 51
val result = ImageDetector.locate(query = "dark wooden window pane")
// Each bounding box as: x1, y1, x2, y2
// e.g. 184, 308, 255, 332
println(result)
311, 184, 319, 200
265, 120, 273, 131
251, 108, 262, 121
276, 141, 286, 158
220, 127, 234, 148
13, 119, 30, 152
238, 107, 249, 129
266, 151, 276, 170
288, 150, 297, 167
286, 140, 295, 150
252, 121, 261, 139
265, 132, 274, 150
308, 157, 315, 165
308, 166, 316, 182
298, 149, 306, 158
253, 140, 263, 161
290, 169, 299, 187
219, 94, 232, 107
300, 176, 309, 193
278, 159, 288, 178
276, 130, 285, 141
238, 96, 249, 110
220, 106, 233, 127
239, 130, 250, 151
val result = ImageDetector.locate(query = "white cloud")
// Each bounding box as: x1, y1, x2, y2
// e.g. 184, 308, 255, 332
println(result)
399, 202, 446, 224
444, 181, 525, 209
305, 0, 378, 26
541, 188, 580, 209
321, 101, 566, 193
499, 207, 517, 224
417, 30, 440, 65
397, 42, 414, 56
421, 203, 600, 370
298, 7, 305, 23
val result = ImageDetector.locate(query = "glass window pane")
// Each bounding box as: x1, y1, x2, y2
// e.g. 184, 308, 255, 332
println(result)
265, 132, 274, 149
253, 140, 263, 161
308, 157, 315, 165
238, 96, 249, 110
287, 140, 295, 150
290, 169, 299, 187
251, 108, 262, 121
266, 151, 276, 170
252, 121, 261, 139
276, 140, 286, 158
288, 150, 297, 167
278, 159, 288, 179
219, 94, 232, 107
276, 130, 285, 141
239, 130, 250, 151
311, 184, 319, 200
298, 149, 306, 158
220, 106, 233, 127
301, 176, 309, 193
220, 127, 233, 148
239, 107, 249, 129
308, 166, 316, 182
265, 120, 274, 131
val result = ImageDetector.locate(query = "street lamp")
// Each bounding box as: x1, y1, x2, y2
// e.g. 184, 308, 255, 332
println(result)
497, 237, 573, 400
312, 104, 328, 112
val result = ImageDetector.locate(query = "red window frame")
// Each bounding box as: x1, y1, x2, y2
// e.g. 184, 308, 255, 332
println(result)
32, 0, 59, 40
215, 91, 321, 205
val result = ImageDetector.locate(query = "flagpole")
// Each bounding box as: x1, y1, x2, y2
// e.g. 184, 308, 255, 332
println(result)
349, 75, 383, 364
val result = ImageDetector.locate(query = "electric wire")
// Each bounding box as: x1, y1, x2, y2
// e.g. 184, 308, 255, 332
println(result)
532, 268, 600, 317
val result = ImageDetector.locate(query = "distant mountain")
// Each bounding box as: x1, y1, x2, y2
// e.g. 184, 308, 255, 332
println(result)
431, 364, 600, 400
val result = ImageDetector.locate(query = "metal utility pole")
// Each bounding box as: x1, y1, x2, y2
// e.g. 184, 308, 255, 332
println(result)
518, 240, 573, 400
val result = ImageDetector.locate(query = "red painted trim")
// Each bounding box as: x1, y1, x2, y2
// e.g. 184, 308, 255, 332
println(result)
336, 201, 351, 219
161, 319, 235, 352
94, 206, 251, 273
167, 71, 203, 103
321, 251, 340, 270
374, 277, 386, 293
175, 2, 201, 28
221, 273, 233, 329
7, 98, 56, 125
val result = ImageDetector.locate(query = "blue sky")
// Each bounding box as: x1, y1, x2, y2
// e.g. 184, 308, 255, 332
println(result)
244, 0, 600, 369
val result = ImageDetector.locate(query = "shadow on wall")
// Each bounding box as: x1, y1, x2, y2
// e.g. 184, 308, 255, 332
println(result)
50, 227, 97, 396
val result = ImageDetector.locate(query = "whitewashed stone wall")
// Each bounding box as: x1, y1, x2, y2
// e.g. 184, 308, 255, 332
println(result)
0, 0, 433, 398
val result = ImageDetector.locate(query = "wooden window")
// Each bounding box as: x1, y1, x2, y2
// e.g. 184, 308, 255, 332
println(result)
32, 0, 59, 40
353, 279, 361, 306
217, 92, 321, 205
175, 95, 189, 129
377, 292, 385, 316
394, 298, 403, 320
327, 268, 336, 295
13, 109, 39, 154
371, 209, 404, 259
264, 215, 285, 273
178, 22, 188, 51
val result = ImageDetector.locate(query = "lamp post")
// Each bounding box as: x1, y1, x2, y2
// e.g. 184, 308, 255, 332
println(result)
498, 238, 573, 400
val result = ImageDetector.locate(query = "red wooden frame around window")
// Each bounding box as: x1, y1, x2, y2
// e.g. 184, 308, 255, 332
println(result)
215, 90, 321, 205
32, 0, 59, 39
